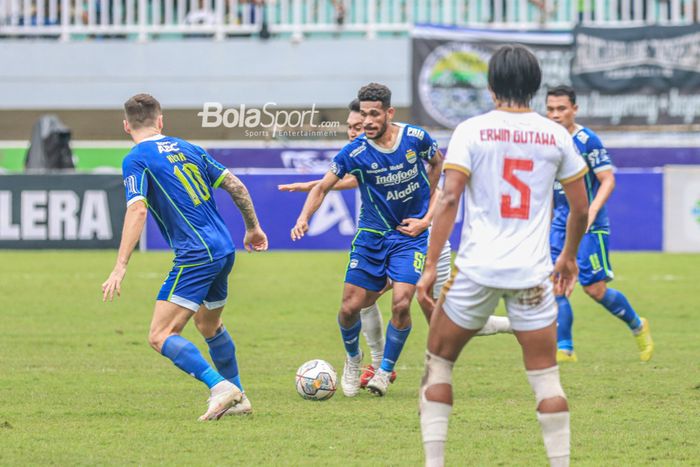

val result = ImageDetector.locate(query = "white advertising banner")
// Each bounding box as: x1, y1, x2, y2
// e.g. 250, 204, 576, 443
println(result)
664, 166, 700, 252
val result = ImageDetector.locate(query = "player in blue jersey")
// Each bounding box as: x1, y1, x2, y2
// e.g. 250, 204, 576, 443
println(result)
291, 83, 444, 397
546, 85, 654, 362
101, 94, 268, 420
280, 99, 511, 388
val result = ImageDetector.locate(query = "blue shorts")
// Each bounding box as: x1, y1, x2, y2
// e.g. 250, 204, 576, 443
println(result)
550, 229, 614, 287
345, 229, 428, 292
156, 253, 235, 312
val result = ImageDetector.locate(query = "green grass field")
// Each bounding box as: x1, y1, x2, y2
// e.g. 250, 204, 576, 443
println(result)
1, 251, 698, 465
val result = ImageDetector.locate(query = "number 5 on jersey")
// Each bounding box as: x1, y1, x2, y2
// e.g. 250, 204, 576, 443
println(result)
501, 157, 533, 220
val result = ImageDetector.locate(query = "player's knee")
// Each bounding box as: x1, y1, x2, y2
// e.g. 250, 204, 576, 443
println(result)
392, 295, 412, 317
583, 282, 606, 302
526, 366, 568, 413
338, 298, 361, 324
193, 314, 221, 339
148, 329, 167, 353
420, 351, 455, 406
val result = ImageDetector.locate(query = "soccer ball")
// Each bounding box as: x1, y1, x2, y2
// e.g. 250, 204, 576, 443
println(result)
295, 359, 337, 401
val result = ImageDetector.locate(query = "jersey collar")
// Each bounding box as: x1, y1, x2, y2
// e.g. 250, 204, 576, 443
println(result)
140, 134, 166, 142
366, 123, 405, 154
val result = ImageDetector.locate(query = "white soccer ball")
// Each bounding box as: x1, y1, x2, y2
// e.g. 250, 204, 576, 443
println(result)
295, 359, 337, 401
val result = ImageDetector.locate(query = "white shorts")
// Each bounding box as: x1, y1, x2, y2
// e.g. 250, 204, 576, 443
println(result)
442, 268, 556, 332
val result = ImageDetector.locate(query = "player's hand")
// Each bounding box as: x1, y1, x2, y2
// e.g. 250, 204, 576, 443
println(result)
397, 218, 430, 237
291, 218, 309, 241
102, 265, 127, 302
244, 226, 268, 252
552, 254, 578, 297
416, 264, 437, 313
278, 182, 315, 193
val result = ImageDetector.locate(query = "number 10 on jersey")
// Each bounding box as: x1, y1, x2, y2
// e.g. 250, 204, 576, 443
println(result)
500, 157, 533, 220
174, 163, 211, 206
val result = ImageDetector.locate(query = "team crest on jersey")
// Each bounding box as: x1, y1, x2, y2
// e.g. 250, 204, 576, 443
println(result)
349, 259, 359, 269
156, 141, 180, 153
405, 149, 417, 164
371, 162, 379, 170
575, 131, 590, 145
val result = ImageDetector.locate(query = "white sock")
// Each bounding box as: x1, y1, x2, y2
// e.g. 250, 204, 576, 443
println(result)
421, 400, 452, 467
537, 411, 570, 466
360, 303, 384, 367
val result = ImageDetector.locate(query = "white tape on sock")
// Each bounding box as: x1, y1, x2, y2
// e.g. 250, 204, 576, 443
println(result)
526, 366, 566, 406
537, 411, 570, 462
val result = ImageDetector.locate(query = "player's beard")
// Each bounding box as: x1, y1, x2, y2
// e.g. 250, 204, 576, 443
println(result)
366, 119, 388, 141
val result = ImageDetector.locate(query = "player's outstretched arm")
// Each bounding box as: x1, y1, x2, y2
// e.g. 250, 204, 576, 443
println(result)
425, 149, 445, 193
554, 177, 589, 296
220, 172, 268, 252
278, 174, 358, 193
416, 169, 468, 311
102, 200, 148, 302
291, 171, 340, 241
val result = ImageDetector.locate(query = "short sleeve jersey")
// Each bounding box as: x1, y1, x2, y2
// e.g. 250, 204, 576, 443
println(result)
122, 135, 234, 265
444, 110, 587, 289
330, 123, 438, 231
552, 126, 613, 233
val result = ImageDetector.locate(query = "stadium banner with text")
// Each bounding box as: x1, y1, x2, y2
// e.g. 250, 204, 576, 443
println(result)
145, 172, 662, 253
411, 26, 572, 129
412, 25, 700, 127
0, 174, 125, 248
663, 166, 700, 253
572, 24, 700, 125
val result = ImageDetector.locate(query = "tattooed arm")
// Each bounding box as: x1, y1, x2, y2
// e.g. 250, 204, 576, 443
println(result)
220, 172, 268, 252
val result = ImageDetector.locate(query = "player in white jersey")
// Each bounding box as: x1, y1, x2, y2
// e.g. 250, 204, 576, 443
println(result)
416, 45, 589, 467
279, 101, 510, 387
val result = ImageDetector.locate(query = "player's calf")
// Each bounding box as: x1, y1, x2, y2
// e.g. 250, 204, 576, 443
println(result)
526, 366, 570, 467
420, 351, 454, 467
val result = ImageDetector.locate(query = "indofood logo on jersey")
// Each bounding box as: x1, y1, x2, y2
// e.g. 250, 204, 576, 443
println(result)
375, 165, 419, 186
418, 43, 492, 128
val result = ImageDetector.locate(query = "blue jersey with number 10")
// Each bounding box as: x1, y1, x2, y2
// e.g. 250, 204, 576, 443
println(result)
552, 126, 612, 233
122, 135, 234, 265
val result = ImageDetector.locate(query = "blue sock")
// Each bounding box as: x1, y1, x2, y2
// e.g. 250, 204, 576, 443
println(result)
339, 319, 362, 357
161, 335, 224, 389
556, 296, 574, 352
380, 322, 411, 372
206, 326, 242, 391
599, 288, 642, 331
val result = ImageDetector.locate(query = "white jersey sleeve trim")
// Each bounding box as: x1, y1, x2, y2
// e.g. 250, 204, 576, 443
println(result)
592, 165, 613, 174
126, 195, 146, 207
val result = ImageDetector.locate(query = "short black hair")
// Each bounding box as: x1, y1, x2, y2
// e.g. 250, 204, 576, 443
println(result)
348, 99, 360, 113
488, 45, 541, 106
124, 93, 161, 130
357, 83, 391, 109
546, 85, 577, 105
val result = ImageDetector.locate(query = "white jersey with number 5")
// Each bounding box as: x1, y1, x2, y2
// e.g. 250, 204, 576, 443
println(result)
444, 110, 587, 289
